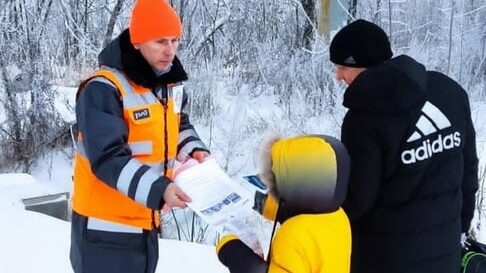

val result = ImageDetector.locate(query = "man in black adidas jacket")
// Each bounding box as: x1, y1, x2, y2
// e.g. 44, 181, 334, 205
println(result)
330, 19, 478, 273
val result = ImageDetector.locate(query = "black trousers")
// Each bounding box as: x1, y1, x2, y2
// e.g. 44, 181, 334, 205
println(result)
70, 211, 159, 273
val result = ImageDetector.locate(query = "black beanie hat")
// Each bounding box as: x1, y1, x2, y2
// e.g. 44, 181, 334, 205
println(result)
330, 19, 393, 68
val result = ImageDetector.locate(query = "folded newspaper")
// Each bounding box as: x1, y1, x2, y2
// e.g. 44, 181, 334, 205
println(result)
173, 158, 262, 254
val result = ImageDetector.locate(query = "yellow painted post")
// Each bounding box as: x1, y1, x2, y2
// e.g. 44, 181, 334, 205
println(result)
318, 0, 349, 40
318, 0, 330, 39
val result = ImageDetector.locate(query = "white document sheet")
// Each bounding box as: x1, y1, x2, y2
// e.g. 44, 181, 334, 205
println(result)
173, 158, 252, 232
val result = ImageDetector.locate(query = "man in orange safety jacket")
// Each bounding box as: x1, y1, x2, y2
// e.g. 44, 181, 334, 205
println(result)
70, 1, 209, 273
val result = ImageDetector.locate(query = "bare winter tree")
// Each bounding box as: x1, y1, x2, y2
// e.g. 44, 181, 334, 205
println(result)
348, 0, 358, 21
0, 0, 68, 172
301, 0, 317, 49
103, 0, 126, 48
0, 0, 484, 179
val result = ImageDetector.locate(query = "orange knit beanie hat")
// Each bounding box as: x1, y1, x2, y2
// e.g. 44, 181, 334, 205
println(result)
129, 0, 182, 45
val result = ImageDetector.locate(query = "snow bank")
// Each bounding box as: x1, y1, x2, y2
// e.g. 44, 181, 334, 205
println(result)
0, 204, 229, 273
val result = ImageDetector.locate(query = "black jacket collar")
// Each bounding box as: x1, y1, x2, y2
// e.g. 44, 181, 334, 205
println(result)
343, 55, 427, 113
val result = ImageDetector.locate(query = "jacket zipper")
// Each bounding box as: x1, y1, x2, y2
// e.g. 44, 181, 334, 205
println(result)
155, 86, 170, 232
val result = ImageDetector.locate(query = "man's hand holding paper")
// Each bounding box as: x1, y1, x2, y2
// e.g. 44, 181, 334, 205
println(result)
172, 158, 262, 254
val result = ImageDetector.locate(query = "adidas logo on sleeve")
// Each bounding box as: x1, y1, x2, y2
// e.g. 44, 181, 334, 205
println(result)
401, 101, 461, 165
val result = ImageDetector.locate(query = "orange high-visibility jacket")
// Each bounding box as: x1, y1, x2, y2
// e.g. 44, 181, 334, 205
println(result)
73, 67, 181, 230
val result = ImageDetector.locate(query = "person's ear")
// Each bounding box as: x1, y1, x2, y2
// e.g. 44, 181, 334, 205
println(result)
133, 44, 140, 50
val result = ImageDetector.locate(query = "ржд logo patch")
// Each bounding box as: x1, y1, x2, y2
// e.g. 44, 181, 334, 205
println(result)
133, 108, 150, 121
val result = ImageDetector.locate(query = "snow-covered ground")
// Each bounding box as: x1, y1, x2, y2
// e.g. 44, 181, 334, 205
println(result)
0, 174, 228, 273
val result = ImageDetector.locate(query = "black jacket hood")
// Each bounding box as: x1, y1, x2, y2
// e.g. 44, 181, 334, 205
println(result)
98, 29, 188, 89
343, 55, 427, 113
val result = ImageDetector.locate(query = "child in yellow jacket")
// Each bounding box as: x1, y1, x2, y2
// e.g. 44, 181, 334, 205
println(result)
216, 135, 352, 273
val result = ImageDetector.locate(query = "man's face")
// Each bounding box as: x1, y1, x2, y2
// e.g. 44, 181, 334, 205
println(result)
135, 35, 180, 71
334, 65, 366, 85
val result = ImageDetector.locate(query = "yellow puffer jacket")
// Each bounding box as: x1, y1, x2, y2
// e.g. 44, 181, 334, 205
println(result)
217, 135, 352, 273
269, 209, 350, 273
217, 208, 351, 273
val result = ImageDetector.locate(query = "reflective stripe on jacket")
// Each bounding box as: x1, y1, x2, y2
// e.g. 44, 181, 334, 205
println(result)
73, 67, 180, 230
